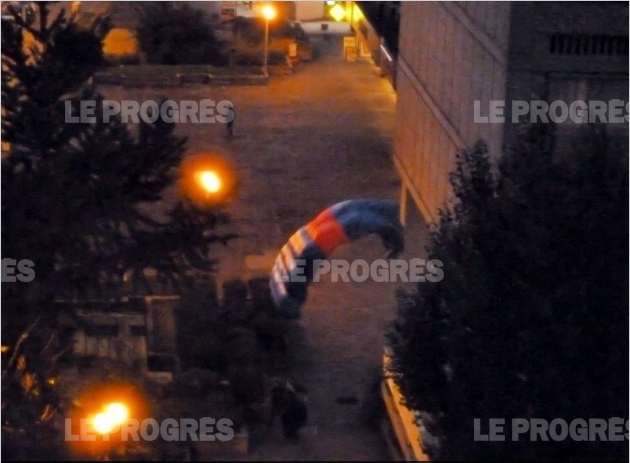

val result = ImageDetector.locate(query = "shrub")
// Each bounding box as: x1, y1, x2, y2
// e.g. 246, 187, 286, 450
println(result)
387, 125, 628, 461
133, 2, 223, 65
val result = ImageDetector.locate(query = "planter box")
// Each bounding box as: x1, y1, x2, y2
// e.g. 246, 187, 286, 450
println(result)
94, 72, 123, 85
194, 427, 248, 460
180, 73, 211, 85
95, 65, 269, 87
120, 75, 181, 88
382, 347, 432, 461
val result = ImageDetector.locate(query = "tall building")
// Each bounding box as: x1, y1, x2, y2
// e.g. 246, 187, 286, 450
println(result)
394, 2, 629, 225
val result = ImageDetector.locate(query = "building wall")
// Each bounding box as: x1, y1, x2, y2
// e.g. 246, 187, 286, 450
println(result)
73, 312, 148, 366
394, 1, 511, 224
504, 1, 629, 154
295, 1, 325, 21
62, 296, 180, 377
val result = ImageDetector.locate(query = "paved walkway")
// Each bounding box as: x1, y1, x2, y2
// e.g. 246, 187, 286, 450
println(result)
102, 31, 430, 461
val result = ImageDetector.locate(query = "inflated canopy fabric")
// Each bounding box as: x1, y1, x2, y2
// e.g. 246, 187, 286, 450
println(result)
270, 199, 404, 319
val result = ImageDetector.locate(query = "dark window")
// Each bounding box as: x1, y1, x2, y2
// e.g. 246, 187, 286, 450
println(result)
85, 324, 119, 337
78, 356, 99, 370
549, 34, 629, 56
148, 355, 175, 372
130, 325, 146, 336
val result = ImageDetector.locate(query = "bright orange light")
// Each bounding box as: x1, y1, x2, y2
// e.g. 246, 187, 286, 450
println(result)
180, 153, 237, 205
330, 3, 346, 22
92, 402, 129, 435
1, 345, 9, 353
93, 413, 113, 435
69, 384, 147, 458
262, 5, 276, 20
106, 403, 129, 424
196, 170, 222, 194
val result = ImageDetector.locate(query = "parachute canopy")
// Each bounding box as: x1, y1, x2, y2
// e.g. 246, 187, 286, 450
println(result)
270, 199, 404, 319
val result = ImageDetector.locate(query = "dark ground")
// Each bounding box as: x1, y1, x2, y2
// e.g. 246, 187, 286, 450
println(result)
101, 27, 430, 461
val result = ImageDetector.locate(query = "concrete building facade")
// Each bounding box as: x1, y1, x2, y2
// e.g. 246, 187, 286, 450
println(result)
394, 1, 629, 226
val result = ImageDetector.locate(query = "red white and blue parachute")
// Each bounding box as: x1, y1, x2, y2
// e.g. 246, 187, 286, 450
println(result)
270, 199, 404, 319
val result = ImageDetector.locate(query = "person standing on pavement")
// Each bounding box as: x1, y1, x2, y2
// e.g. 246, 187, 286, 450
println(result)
267, 378, 308, 441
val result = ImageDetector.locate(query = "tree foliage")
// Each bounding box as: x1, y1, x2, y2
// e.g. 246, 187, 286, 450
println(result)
387, 125, 628, 460
132, 2, 224, 65
1, 316, 70, 461
1, 3, 235, 457
2, 2, 234, 308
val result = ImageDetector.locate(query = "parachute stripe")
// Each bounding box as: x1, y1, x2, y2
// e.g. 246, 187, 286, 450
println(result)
270, 199, 405, 319
272, 259, 288, 284
306, 217, 349, 256
271, 271, 286, 298
280, 245, 296, 272
306, 208, 336, 231
304, 210, 348, 256
289, 229, 308, 255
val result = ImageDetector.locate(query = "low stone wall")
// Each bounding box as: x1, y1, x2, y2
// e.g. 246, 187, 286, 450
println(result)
195, 428, 249, 460
382, 347, 434, 461
94, 63, 293, 87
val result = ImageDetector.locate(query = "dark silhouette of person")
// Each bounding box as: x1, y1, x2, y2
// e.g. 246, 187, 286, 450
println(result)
267, 379, 308, 440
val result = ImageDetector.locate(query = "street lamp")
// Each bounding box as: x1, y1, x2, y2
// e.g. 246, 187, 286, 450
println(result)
262, 5, 276, 75
180, 153, 236, 205
195, 170, 222, 197
90, 402, 130, 461
92, 402, 129, 435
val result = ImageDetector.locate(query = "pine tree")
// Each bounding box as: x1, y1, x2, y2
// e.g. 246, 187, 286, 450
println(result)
2, 2, 234, 307
387, 125, 628, 461
2, 3, 235, 457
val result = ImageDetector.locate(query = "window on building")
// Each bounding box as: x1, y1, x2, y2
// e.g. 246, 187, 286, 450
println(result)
148, 354, 175, 372
130, 325, 146, 336
84, 324, 119, 337
549, 34, 629, 56
77, 355, 99, 370
548, 75, 629, 156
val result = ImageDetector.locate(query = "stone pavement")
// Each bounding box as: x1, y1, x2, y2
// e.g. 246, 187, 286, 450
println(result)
101, 31, 430, 461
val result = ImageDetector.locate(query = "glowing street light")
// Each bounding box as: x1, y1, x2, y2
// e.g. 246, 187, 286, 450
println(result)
180, 153, 236, 205
262, 4, 276, 19
92, 402, 129, 435
262, 5, 276, 75
195, 170, 222, 195
329, 3, 347, 22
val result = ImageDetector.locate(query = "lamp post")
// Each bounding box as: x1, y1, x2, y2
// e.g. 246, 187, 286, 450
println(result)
92, 402, 130, 461
195, 170, 222, 199
262, 5, 276, 75
93, 402, 129, 435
